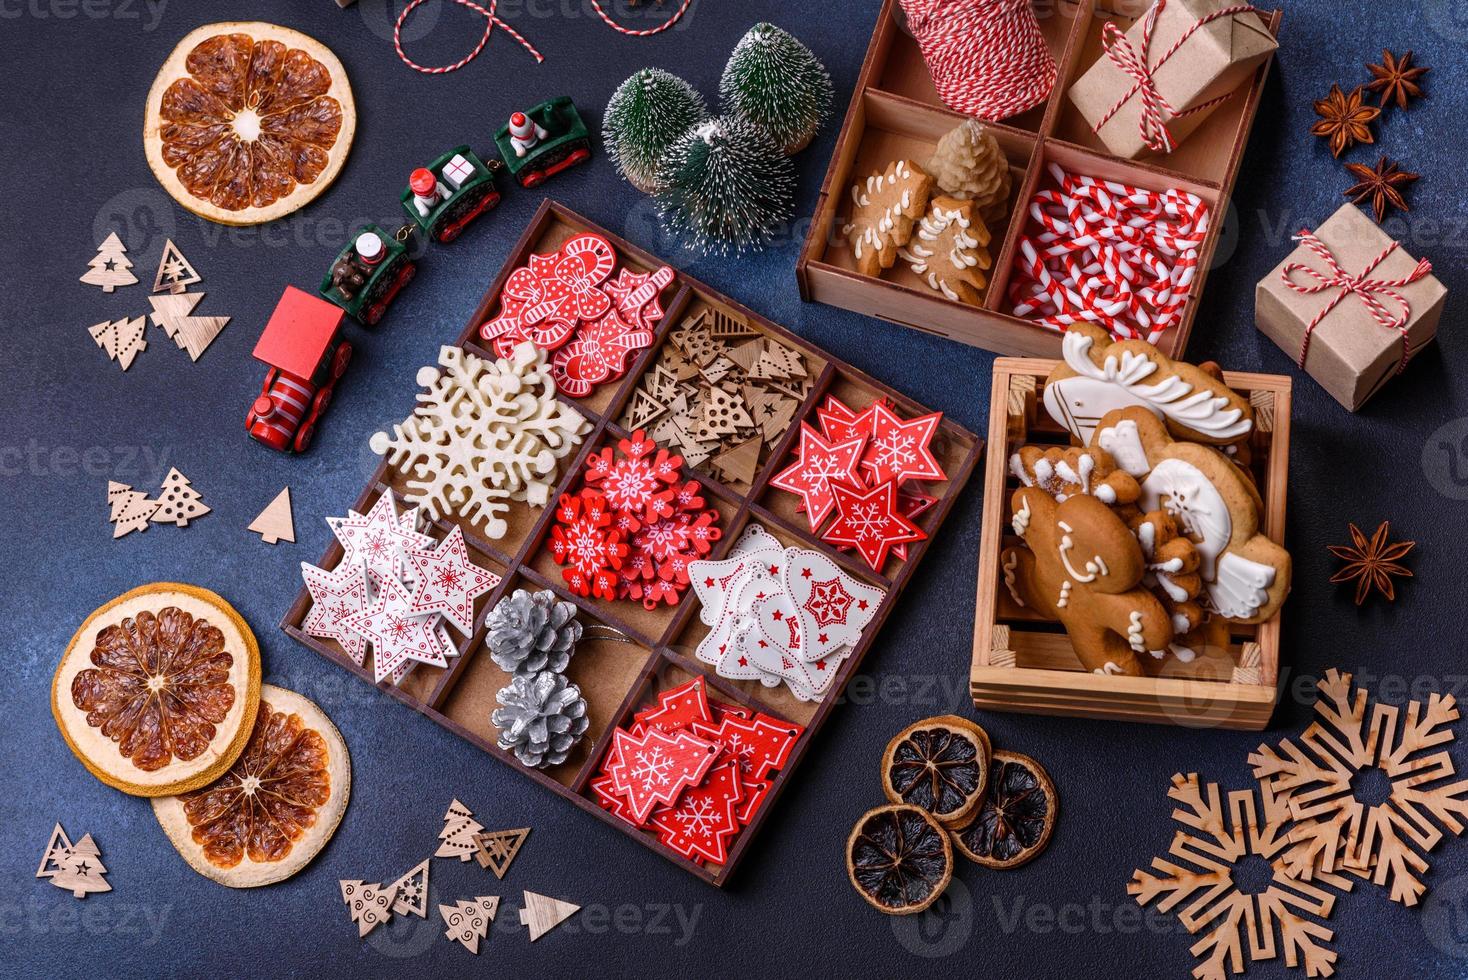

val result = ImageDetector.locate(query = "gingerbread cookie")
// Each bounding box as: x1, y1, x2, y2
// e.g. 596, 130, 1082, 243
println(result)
1131, 509, 1204, 638
898, 196, 992, 305
1043, 323, 1254, 446
843, 159, 934, 278
1009, 445, 1139, 507
1002, 488, 1174, 676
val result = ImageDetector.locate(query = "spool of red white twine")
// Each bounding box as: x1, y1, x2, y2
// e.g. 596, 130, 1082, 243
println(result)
1008, 163, 1210, 343
899, 0, 1057, 121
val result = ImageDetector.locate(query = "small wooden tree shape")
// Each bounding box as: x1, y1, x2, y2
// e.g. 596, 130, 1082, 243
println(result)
36, 824, 73, 878
107, 481, 158, 538
341, 879, 397, 937
472, 827, 530, 879
386, 858, 430, 918
151, 468, 210, 527
49, 833, 112, 899
89, 317, 148, 371
148, 291, 230, 361
80, 232, 137, 292
248, 487, 296, 544
439, 896, 499, 953
434, 799, 484, 862
152, 239, 201, 294
518, 891, 579, 941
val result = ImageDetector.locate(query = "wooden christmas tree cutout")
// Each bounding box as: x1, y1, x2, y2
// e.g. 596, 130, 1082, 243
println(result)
107, 481, 158, 538
148, 291, 230, 361
518, 891, 579, 941
38, 825, 112, 899
1129, 774, 1349, 979
435, 799, 485, 862
439, 896, 499, 953
249, 487, 296, 544
341, 879, 398, 937
1249, 668, 1468, 907
712, 436, 762, 485
89, 317, 148, 371
152, 239, 201, 294
150, 468, 210, 527
79, 232, 138, 292
472, 827, 530, 879
387, 858, 430, 917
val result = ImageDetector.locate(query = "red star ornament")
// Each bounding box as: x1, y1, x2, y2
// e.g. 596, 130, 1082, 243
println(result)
548, 491, 627, 600
816, 395, 881, 444
404, 526, 502, 635
824, 479, 925, 571
891, 491, 937, 562
551, 307, 655, 397
770, 423, 867, 530
603, 265, 675, 333
861, 402, 946, 485
634, 676, 715, 733
649, 762, 743, 865
301, 559, 371, 667
344, 569, 448, 682
603, 726, 720, 825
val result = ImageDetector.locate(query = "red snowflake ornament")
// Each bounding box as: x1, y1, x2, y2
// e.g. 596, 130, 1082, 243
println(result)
548, 490, 627, 600
583, 429, 683, 527
824, 479, 925, 571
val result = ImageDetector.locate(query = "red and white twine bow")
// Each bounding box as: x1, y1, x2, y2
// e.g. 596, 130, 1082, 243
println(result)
394, 0, 694, 74
1094, 0, 1257, 153
1008, 163, 1210, 343
899, 0, 1057, 121
1281, 229, 1433, 375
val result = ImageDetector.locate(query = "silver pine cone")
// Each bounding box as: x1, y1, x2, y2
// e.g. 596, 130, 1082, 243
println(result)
486, 589, 583, 675
492, 670, 589, 769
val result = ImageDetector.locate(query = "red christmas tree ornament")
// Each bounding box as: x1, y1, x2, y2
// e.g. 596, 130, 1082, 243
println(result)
603, 726, 720, 825
649, 761, 743, 864
634, 676, 715, 733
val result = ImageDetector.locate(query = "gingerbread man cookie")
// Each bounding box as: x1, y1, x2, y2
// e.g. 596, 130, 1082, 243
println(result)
1009, 445, 1139, 507
1002, 488, 1174, 676
1043, 323, 1254, 446
843, 160, 934, 278
898, 196, 993, 305
1131, 509, 1204, 642
1093, 408, 1290, 623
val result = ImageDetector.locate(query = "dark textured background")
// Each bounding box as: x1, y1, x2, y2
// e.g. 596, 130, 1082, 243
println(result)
3, 1, 1467, 976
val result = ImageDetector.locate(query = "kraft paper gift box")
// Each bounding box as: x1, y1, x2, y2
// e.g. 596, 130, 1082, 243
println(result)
1255, 203, 1446, 412
1068, 0, 1277, 159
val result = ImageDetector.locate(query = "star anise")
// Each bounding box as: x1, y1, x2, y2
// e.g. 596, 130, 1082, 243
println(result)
1366, 49, 1428, 110
1311, 84, 1379, 158
1328, 521, 1415, 605
1344, 156, 1419, 223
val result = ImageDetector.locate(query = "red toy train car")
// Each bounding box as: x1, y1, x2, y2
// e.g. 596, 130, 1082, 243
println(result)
248, 286, 353, 453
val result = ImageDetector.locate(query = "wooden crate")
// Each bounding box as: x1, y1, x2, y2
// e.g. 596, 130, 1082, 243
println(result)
969, 357, 1291, 729
283, 201, 982, 885
796, 0, 1281, 359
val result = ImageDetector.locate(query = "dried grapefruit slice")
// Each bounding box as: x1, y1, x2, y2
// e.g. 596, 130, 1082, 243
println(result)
152, 685, 350, 887
52, 584, 261, 797
143, 22, 356, 225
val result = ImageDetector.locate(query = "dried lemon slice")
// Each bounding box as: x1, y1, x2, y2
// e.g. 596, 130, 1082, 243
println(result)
142, 22, 356, 225
152, 685, 350, 887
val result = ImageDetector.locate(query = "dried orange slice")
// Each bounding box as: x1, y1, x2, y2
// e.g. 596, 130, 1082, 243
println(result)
880, 715, 992, 827
52, 584, 261, 797
846, 804, 953, 915
152, 685, 350, 887
951, 750, 1057, 869
143, 22, 356, 225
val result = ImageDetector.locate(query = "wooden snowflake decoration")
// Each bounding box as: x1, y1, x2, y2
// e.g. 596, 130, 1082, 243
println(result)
1129, 773, 1351, 980
1249, 668, 1468, 907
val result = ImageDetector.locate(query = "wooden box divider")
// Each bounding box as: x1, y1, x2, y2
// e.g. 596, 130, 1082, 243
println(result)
969, 357, 1290, 730
796, 0, 1281, 359
282, 200, 982, 884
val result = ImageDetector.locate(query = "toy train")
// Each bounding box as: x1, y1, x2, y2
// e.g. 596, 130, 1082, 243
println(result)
249, 99, 592, 454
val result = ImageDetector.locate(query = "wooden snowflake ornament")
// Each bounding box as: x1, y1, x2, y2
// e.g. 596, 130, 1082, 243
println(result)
1129, 773, 1351, 980
1249, 668, 1468, 907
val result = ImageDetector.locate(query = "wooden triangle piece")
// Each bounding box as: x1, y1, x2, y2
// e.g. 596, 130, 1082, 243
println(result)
712, 436, 762, 485
624, 388, 668, 431
472, 827, 530, 879
761, 395, 800, 444
36, 823, 72, 878
726, 339, 763, 373
152, 238, 202, 294
249, 487, 296, 544
710, 308, 757, 339
518, 891, 579, 941
386, 858, 430, 918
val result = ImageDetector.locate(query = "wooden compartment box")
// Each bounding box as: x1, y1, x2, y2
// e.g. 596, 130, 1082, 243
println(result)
797, 0, 1281, 358
283, 201, 982, 885
969, 357, 1291, 730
